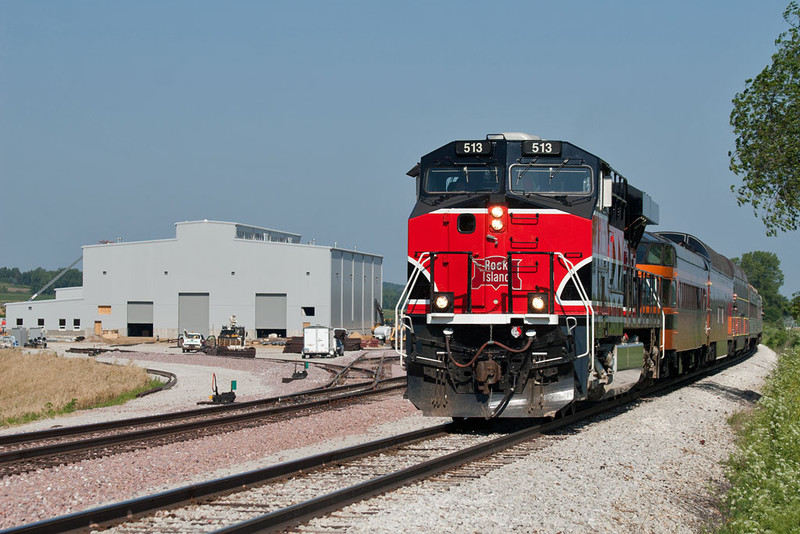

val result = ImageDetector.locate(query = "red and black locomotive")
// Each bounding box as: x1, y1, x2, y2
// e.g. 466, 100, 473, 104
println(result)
396, 133, 761, 419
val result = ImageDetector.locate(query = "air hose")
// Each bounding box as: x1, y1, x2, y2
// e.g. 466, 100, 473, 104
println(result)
445, 335, 534, 368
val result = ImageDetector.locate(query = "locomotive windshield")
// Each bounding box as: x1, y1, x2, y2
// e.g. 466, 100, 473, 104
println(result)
509, 165, 593, 195
425, 167, 501, 194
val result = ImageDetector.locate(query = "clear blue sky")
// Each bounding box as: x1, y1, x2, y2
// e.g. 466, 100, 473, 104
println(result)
1, 1, 797, 296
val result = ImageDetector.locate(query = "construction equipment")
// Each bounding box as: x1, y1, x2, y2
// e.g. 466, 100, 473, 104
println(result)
371, 299, 393, 344
204, 316, 256, 357
218, 315, 246, 346
29, 256, 82, 301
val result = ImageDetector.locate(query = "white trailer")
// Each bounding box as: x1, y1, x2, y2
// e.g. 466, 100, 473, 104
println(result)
302, 325, 343, 358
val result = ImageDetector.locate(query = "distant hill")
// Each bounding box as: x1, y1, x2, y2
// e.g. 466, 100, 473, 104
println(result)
0, 267, 82, 298
382, 281, 405, 319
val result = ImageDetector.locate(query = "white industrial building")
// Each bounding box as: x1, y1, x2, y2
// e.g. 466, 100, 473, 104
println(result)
5, 220, 383, 340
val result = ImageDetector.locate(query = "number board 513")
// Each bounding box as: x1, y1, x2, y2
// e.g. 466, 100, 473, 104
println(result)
455, 141, 492, 156
522, 140, 562, 156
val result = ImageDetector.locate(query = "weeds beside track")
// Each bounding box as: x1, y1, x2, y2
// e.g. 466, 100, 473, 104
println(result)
719, 329, 800, 533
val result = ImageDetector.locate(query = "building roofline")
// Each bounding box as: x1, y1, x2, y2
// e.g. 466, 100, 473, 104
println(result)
78, 220, 381, 259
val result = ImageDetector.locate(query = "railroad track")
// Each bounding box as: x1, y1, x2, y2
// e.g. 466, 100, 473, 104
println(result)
0, 373, 406, 477
1, 347, 756, 534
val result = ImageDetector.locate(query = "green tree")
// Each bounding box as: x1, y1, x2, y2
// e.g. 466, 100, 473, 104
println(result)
729, 2, 800, 235
382, 282, 405, 312
791, 291, 800, 322
732, 251, 790, 322
28, 268, 51, 294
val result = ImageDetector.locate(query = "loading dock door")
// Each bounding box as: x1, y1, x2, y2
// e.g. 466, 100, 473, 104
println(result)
178, 293, 210, 336
127, 301, 154, 337
255, 293, 287, 337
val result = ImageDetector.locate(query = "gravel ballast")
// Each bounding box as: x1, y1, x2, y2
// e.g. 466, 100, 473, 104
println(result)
302, 346, 778, 533
0, 343, 777, 532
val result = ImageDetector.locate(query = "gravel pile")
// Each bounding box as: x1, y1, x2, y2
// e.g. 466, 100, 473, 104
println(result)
0, 344, 777, 532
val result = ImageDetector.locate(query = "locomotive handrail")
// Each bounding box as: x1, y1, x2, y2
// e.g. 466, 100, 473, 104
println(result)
505, 251, 555, 314
426, 251, 474, 312
394, 253, 430, 359
505, 251, 594, 366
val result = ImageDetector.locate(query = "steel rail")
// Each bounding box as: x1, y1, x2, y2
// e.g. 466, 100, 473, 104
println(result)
215, 347, 759, 533
136, 368, 178, 397
0, 376, 405, 447
0, 347, 757, 534
0, 378, 406, 465
1, 424, 454, 534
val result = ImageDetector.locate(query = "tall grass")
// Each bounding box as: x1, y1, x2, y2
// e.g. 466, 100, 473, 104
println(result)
0, 349, 157, 427
718, 327, 800, 533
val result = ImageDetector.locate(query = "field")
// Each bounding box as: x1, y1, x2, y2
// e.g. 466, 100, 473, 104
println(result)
0, 283, 33, 303
0, 284, 54, 319
0, 349, 158, 427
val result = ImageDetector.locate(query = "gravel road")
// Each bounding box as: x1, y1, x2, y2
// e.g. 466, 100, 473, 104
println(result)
0, 343, 776, 532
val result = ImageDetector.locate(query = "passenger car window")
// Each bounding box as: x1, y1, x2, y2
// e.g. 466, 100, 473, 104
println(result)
646, 245, 663, 265
664, 246, 675, 266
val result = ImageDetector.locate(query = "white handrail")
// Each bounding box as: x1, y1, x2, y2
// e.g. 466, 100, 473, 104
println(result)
394, 254, 429, 358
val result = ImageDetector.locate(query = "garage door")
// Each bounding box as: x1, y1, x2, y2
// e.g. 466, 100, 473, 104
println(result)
178, 293, 209, 336
127, 301, 154, 337
255, 293, 286, 337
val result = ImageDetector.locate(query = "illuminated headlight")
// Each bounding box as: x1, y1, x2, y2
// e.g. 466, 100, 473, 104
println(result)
432, 292, 454, 313
489, 206, 505, 232
527, 292, 549, 313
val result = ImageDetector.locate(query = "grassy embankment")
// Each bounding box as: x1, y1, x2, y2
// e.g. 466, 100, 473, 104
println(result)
0, 349, 161, 428
718, 326, 800, 533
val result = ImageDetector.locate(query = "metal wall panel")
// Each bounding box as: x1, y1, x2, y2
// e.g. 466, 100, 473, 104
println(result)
372, 257, 382, 323
353, 256, 364, 329
255, 293, 287, 329
365, 256, 377, 325
178, 293, 209, 335
127, 301, 154, 323
330, 250, 342, 327
342, 253, 354, 328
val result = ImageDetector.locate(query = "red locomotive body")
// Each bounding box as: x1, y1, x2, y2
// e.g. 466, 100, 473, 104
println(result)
397, 133, 760, 419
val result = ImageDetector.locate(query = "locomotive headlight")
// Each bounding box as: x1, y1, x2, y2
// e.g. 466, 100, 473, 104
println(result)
527, 292, 549, 314
489, 205, 506, 232
432, 292, 454, 313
